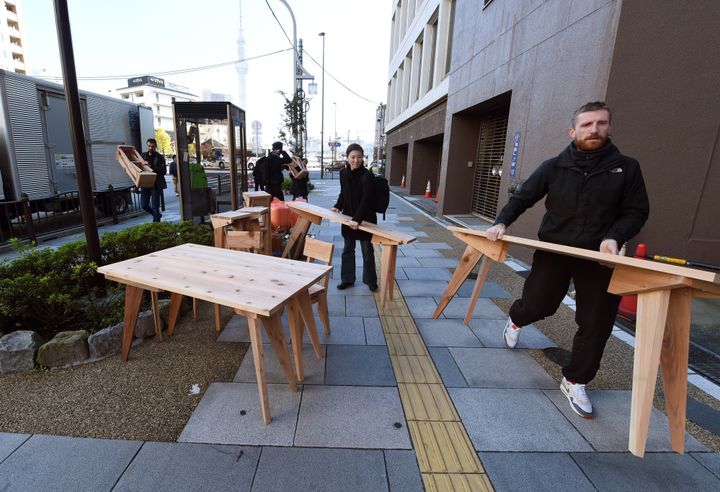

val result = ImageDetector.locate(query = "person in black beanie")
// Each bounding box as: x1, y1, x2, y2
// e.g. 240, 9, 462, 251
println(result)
331, 143, 378, 292
266, 141, 291, 201
486, 101, 649, 419
140, 138, 167, 222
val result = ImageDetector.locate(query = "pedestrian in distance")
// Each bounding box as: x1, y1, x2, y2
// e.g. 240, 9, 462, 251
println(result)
266, 142, 291, 201
486, 101, 649, 419
331, 143, 378, 292
253, 155, 268, 192
289, 156, 309, 200
140, 138, 167, 222
168, 154, 178, 196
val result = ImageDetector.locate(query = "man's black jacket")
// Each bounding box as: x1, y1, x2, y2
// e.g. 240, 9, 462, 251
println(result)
266, 151, 291, 185
141, 151, 167, 190
495, 142, 649, 250
334, 165, 377, 241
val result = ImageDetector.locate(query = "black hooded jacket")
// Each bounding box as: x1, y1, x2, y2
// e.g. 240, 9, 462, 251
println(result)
334, 165, 377, 240
495, 141, 649, 250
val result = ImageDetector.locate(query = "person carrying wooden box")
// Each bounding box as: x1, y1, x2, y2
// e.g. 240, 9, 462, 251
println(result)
140, 138, 167, 222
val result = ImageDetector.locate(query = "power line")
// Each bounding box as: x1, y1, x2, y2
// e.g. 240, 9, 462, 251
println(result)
34, 48, 293, 81
263, 0, 378, 106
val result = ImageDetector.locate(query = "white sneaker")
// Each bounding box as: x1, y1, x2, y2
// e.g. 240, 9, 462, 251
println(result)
502, 317, 522, 348
560, 377, 593, 419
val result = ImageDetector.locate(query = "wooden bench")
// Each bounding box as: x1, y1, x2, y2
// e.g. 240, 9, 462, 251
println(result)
434, 226, 720, 457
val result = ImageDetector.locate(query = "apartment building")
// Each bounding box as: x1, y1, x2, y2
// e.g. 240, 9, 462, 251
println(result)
0, 0, 27, 75
385, 0, 720, 264
115, 76, 198, 136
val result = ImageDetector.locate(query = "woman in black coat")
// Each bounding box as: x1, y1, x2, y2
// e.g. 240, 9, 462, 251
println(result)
331, 143, 377, 291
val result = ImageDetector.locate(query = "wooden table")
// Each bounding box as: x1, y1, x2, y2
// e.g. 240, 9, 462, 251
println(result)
433, 226, 720, 457
97, 243, 331, 424
284, 201, 416, 307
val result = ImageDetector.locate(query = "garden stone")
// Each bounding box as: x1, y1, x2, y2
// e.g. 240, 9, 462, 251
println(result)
88, 322, 123, 359
36, 330, 89, 368
134, 310, 163, 339
0, 330, 43, 373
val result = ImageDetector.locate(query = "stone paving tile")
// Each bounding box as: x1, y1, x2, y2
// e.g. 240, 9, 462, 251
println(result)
396, 247, 440, 257
385, 450, 424, 492
571, 452, 720, 491
415, 257, 461, 268
479, 452, 595, 492
234, 344, 326, 385
544, 390, 708, 452
457, 280, 512, 299
252, 447, 389, 492
313, 316, 367, 345
408, 242, 452, 250
405, 296, 442, 319
295, 386, 411, 449
216, 315, 290, 344
402, 267, 453, 281
438, 297, 507, 319
326, 294, 346, 316
114, 442, 260, 492
346, 295, 379, 317
449, 388, 592, 452
416, 319, 483, 347
0, 434, 141, 491
178, 383, 300, 446
0, 433, 29, 463
469, 319, 557, 349
692, 453, 720, 479
450, 348, 558, 389
428, 347, 468, 387
363, 317, 387, 345
394, 256, 423, 268
325, 345, 394, 386
398, 280, 449, 297
329, 282, 377, 296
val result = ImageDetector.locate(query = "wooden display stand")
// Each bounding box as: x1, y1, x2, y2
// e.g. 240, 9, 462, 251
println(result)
243, 191, 273, 255
211, 206, 270, 255
433, 226, 720, 458
115, 145, 156, 188
284, 201, 416, 307
288, 157, 308, 180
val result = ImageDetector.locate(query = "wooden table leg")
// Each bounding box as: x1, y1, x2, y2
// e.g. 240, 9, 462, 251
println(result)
287, 299, 305, 382
282, 217, 311, 259
463, 256, 492, 325
247, 315, 271, 425
433, 245, 483, 319
167, 292, 183, 336
295, 290, 323, 359
263, 312, 298, 393
122, 285, 144, 361
629, 289, 671, 457
150, 291, 163, 342
214, 304, 222, 332
379, 243, 397, 309
661, 287, 692, 454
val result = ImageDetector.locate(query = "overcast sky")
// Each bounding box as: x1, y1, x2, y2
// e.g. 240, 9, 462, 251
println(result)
21, 0, 391, 150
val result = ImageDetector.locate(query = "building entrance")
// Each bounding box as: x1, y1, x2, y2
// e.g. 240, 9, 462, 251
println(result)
471, 110, 509, 220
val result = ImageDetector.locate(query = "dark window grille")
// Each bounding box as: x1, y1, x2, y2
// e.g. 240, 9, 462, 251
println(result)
471, 110, 508, 220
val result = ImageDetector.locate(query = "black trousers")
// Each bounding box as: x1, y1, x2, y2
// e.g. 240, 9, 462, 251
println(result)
509, 250, 620, 384
266, 183, 284, 201
341, 236, 377, 286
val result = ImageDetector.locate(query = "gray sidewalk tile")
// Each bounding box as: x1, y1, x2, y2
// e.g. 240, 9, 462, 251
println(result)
330, 282, 376, 296
429, 347, 468, 387
571, 452, 720, 491
438, 297, 507, 319
0, 433, 29, 463
364, 318, 387, 345
325, 345, 395, 386
385, 450, 424, 492
469, 319, 557, 349
692, 453, 720, 479
394, 256, 422, 267
234, 344, 326, 385
318, 316, 367, 345
393, 268, 409, 280
398, 279, 448, 297
416, 319, 483, 347
449, 388, 592, 452
397, 247, 439, 257
326, 294, 346, 316
114, 442, 260, 492
252, 447, 389, 492
544, 390, 707, 452
457, 280, 512, 299
405, 296, 442, 318
178, 383, 300, 446
450, 348, 558, 389
479, 452, 595, 492
402, 267, 453, 281
409, 242, 452, 250
294, 386, 412, 449
0, 434, 141, 491
416, 257, 461, 268
217, 315, 290, 344
346, 295, 379, 317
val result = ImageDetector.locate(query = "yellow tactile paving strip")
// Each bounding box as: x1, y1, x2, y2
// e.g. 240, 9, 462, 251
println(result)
373, 271, 493, 491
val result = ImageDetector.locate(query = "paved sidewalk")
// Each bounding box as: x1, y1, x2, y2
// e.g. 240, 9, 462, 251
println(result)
1, 177, 719, 490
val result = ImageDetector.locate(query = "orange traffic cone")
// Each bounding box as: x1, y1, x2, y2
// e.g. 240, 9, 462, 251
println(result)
400, 175, 406, 188
617, 243, 647, 321
424, 180, 432, 198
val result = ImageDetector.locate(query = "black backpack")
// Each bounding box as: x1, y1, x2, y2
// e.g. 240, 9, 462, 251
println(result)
373, 174, 390, 219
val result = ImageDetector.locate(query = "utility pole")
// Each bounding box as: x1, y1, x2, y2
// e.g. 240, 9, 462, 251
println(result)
319, 32, 325, 179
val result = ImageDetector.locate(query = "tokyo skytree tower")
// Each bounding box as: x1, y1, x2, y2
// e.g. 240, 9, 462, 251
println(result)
236, 0, 248, 108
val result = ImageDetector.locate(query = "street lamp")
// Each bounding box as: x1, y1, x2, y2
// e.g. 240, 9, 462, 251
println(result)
319, 32, 325, 179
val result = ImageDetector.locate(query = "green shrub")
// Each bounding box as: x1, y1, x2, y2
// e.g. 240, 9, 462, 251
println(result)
0, 221, 212, 339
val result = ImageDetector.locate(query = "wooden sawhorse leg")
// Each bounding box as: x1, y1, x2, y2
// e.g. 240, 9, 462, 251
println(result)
282, 216, 312, 259
376, 240, 398, 309
433, 245, 483, 319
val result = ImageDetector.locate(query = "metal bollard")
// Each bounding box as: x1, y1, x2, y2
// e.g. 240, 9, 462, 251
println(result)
20, 195, 36, 243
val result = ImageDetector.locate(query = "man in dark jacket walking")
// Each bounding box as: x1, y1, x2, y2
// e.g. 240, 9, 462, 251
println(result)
140, 138, 167, 222
266, 141, 291, 201
486, 101, 649, 419
331, 143, 378, 291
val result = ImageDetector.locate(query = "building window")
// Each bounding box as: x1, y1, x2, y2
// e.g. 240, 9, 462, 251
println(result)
135, 91, 144, 98
157, 117, 162, 126
427, 15, 438, 90
5, 2, 18, 14
121, 94, 129, 100
444, 0, 455, 76
155, 93, 159, 102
